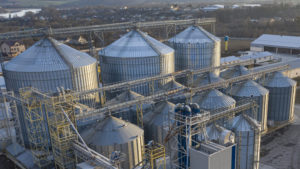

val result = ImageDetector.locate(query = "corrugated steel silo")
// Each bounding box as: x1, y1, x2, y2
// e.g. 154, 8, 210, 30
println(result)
192, 72, 224, 87
143, 101, 175, 143
2, 37, 99, 146
105, 90, 152, 124
227, 80, 269, 132
168, 26, 221, 74
229, 114, 261, 169
80, 116, 144, 169
220, 65, 249, 79
261, 72, 296, 122
204, 123, 235, 146
155, 80, 186, 103
143, 101, 177, 160
99, 30, 175, 95
3, 37, 98, 94
193, 89, 236, 113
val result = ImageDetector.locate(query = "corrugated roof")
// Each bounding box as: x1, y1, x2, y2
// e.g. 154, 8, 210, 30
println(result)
105, 90, 144, 106
220, 65, 249, 79
144, 101, 175, 126
3, 37, 96, 72
198, 89, 236, 110
99, 30, 174, 58
168, 26, 220, 43
231, 114, 260, 131
206, 123, 222, 141
81, 116, 143, 146
49, 38, 97, 68
264, 72, 296, 87
193, 72, 224, 87
240, 51, 272, 60
234, 80, 269, 97
251, 34, 300, 49
156, 80, 185, 92
221, 56, 240, 64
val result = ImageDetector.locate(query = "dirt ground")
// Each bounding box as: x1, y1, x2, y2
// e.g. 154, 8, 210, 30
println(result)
221, 39, 252, 57
0, 155, 20, 169
259, 88, 300, 169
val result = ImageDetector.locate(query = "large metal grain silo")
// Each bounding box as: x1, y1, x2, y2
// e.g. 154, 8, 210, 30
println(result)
168, 26, 220, 74
80, 116, 144, 169
155, 80, 186, 103
204, 123, 235, 146
104, 90, 152, 124
3, 37, 98, 94
193, 89, 236, 113
99, 30, 175, 95
192, 72, 224, 87
2, 37, 99, 146
220, 65, 249, 79
227, 80, 269, 132
261, 72, 296, 123
143, 101, 175, 144
229, 114, 261, 169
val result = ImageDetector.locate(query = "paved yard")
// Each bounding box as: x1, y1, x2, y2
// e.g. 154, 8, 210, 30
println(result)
260, 104, 300, 169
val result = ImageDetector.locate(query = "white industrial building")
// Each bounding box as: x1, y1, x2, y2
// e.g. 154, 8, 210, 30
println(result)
240, 51, 274, 64
251, 34, 300, 55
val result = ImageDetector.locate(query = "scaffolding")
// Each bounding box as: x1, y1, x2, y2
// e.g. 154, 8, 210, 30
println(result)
165, 101, 258, 169
44, 91, 78, 169
4, 61, 288, 169
145, 142, 166, 169
19, 87, 51, 168
0, 91, 20, 148
74, 64, 288, 124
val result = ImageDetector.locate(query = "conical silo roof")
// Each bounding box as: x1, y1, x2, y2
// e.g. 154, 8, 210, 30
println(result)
105, 90, 144, 106
220, 66, 249, 79
235, 80, 269, 97
231, 114, 260, 132
144, 101, 175, 126
168, 26, 220, 43
199, 89, 236, 110
156, 80, 185, 92
99, 30, 174, 58
264, 72, 296, 87
193, 72, 224, 87
3, 38, 96, 72
206, 123, 222, 141
81, 116, 144, 146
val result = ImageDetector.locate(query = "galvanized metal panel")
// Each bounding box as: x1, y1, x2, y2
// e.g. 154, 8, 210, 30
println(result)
99, 30, 175, 95
2, 37, 99, 147
220, 66, 249, 80
105, 90, 152, 124
262, 72, 297, 122
81, 116, 144, 169
168, 26, 220, 74
3, 38, 98, 94
193, 89, 236, 112
99, 30, 173, 58
228, 80, 269, 132
193, 72, 224, 87
230, 115, 260, 169
143, 101, 176, 157
190, 142, 233, 169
